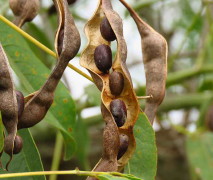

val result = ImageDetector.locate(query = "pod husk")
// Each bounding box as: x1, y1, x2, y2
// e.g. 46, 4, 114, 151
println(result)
119, 0, 168, 124
0, 44, 18, 170
18, 0, 80, 129
80, 0, 140, 176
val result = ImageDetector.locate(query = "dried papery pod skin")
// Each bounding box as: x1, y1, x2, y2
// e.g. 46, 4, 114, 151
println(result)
12, 135, 23, 154
9, 0, 40, 27
109, 71, 124, 96
0, 44, 18, 169
100, 17, 116, 41
117, 134, 129, 159
110, 99, 127, 127
16, 91, 25, 119
94, 44, 112, 74
18, 0, 80, 129
119, 0, 168, 124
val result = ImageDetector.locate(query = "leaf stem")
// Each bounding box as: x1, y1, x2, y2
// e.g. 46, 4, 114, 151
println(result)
0, 170, 123, 178
49, 132, 64, 180
0, 15, 93, 83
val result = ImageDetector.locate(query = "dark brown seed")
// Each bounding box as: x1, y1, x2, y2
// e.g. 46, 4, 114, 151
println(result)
13, 135, 23, 154
109, 71, 124, 96
100, 17, 116, 41
16, 90, 24, 119
117, 134, 129, 159
57, 29, 64, 56
67, 0, 77, 4
110, 99, 127, 127
94, 44, 112, 73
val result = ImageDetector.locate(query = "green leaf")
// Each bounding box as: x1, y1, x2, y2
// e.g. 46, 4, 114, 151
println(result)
186, 132, 213, 180
0, 129, 46, 180
0, 20, 76, 159
124, 113, 157, 180
74, 117, 90, 170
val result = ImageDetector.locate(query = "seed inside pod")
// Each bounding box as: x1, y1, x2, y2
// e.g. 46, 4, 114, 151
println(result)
13, 135, 23, 154
110, 99, 127, 127
67, 0, 77, 4
109, 71, 124, 96
16, 90, 25, 119
117, 134, 129, 159
94, 44, 112, 73
100, 17, 116, 41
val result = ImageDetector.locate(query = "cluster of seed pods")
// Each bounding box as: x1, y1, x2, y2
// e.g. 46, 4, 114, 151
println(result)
0, 0, 80, 169
80, 0, 140, 177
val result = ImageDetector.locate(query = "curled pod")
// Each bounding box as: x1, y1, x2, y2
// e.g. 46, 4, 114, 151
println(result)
119, 0, 168, 124
0, 44, 18, 169
9, 0, 40, 27
109, 71, 124, 96
102, 0, 140, 171
100, 17, 116, 41
110, 99, 127, 127
117, 134, 129, 159
18, 0, 80, 129
94, 44, 112, 74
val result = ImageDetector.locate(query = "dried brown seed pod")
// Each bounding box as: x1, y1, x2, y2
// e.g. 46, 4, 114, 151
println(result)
119, 0, 168, 124
94, 44, 112, 74
18, 0, 80, 129
109, 71, 124, 96
16, 90, 25, 119
0, 44, 18, 169
9, 0, 40, 27
81, 0, 140, 175
110, 99, 127, 127
117, 134, 129, 159
100, 17, 116, 41
13, 135, 23, 154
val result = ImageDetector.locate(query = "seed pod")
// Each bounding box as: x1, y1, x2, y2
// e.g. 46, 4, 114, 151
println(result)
109, 71, 124, 96
16, 91, 25, 119
18, 0, 80, 129
110, 99, 127, 127
94, 44, 112, 74
119, 0, 168, 124
81, 0, 140, 176
0, 44, 18, 169
13, 135, 23, 154
100, 17, 116, 41
117, 134, 129, 159
9, 0, 40, 27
